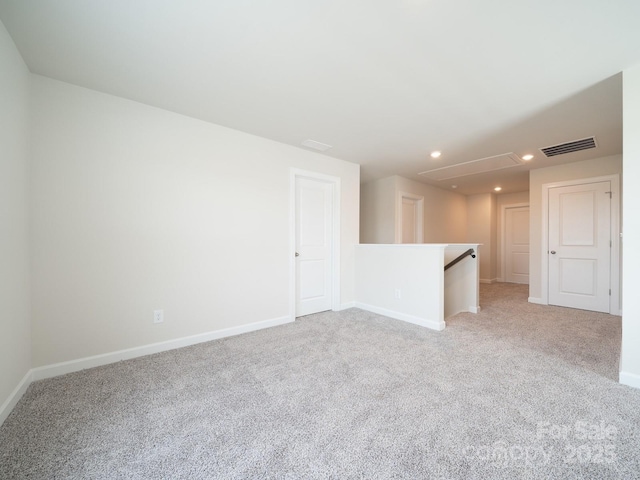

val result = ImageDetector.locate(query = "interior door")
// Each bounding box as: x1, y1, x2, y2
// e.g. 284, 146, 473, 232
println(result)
548, 181, 611, 312
396, 192, 423, 244
295, 177, 332, 317
505, 205, 530, 284
401, 197, 417, 243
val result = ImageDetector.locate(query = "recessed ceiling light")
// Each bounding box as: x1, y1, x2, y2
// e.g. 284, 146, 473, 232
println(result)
451, 185, 457, 189
522, 154, 534, 161
430, 151, 441, 158
494, 187, 502, 192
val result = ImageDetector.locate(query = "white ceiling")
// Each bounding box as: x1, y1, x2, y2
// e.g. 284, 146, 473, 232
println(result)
1, 0, 639, 195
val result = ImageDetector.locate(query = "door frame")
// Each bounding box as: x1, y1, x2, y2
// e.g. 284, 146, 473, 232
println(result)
541, 174, 620, 314
500, 202, 530, 284
395, 191, 424, 243
289, 169, 341, 320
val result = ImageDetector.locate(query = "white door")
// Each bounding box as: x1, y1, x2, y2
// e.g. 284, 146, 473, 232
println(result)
548, 181, 611, 312
396, 192, 423, 244
505, 206, 530, 284
295, 177, 333, 317
402, 198, 417, 243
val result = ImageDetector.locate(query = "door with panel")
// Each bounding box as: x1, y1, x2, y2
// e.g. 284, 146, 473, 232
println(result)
548, 181, 611, 312
295, 177, 333, 317
401, 197, 418, 243
396, 192, 423, 244
505, 205, 530, 284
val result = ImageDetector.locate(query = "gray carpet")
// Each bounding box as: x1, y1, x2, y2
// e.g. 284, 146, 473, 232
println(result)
1, 283, 639, 479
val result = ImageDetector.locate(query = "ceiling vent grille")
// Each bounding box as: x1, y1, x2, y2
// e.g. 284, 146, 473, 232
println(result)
540, 136, 597, 157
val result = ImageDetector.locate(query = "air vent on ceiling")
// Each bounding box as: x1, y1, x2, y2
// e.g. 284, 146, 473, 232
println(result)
301, 139, 333, 152
418, 153, 524, 181
540, 136, 597, 157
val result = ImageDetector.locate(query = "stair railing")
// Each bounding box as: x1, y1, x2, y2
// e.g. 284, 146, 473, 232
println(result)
444, 248, 476, 271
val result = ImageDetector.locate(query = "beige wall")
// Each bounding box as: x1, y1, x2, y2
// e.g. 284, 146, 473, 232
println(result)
496, 191, 530, 282
394, 176, 467, 243
360, 175, 467, 244
30, 75, 360, 367
529, 154, 622, 301
621, 65, 640, 387
360, 176, 396, 244
0, 20, 31, 414
466, 193, 497, 282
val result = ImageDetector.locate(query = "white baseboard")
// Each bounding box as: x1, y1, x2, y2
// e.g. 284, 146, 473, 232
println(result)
445, 305, 481, 319
31, 315, 293, 382
3, 315, 293, 425
480, 278, 498, 284
0, 370, 33, 427
620, 371, 640, 390
354, 302, 445, 331
528, 297, 545, 305
335, 302, 356, 311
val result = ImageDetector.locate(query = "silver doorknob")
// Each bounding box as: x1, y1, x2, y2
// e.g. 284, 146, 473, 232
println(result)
550, 251, 556, 254
295, 252, 300, 257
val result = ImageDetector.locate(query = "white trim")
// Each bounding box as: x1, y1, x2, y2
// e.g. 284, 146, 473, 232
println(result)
31, 315, 292, 382
395, 191, 424, 243
0, 370, 33, 426
359, 243, 448, 248
500, 202, 530, 284
480, 278, 499, 284
528, 297, 545, 305
2, 315, 293, 424
541, 175, 620, 313
620, 371, 640, 390
445, 306, 479, 318
354, 302, 445, 331
290, 169, 341, 319
335, 302, 356, 311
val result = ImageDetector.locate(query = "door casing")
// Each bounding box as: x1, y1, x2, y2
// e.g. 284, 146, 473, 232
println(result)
395, 191, 424, 244
501, 203, 530, 284
540, 175, 620, 314
289, 169, 341, 320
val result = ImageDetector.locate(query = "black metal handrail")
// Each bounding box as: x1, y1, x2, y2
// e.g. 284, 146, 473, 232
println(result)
444, 248, 476, 271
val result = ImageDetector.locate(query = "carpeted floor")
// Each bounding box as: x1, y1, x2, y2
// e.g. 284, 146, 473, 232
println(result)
1, 283, 639, 479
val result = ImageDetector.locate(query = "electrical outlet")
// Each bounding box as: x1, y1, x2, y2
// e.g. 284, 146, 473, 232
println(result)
153, 309, 164, 324
395, 289, 402, 300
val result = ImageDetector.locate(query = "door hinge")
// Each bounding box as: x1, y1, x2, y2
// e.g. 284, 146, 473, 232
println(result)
605, 191, 612, 199
609, 289, 611, 296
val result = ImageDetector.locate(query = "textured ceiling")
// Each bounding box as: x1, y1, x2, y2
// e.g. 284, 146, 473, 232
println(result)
0, 0, 638, 194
